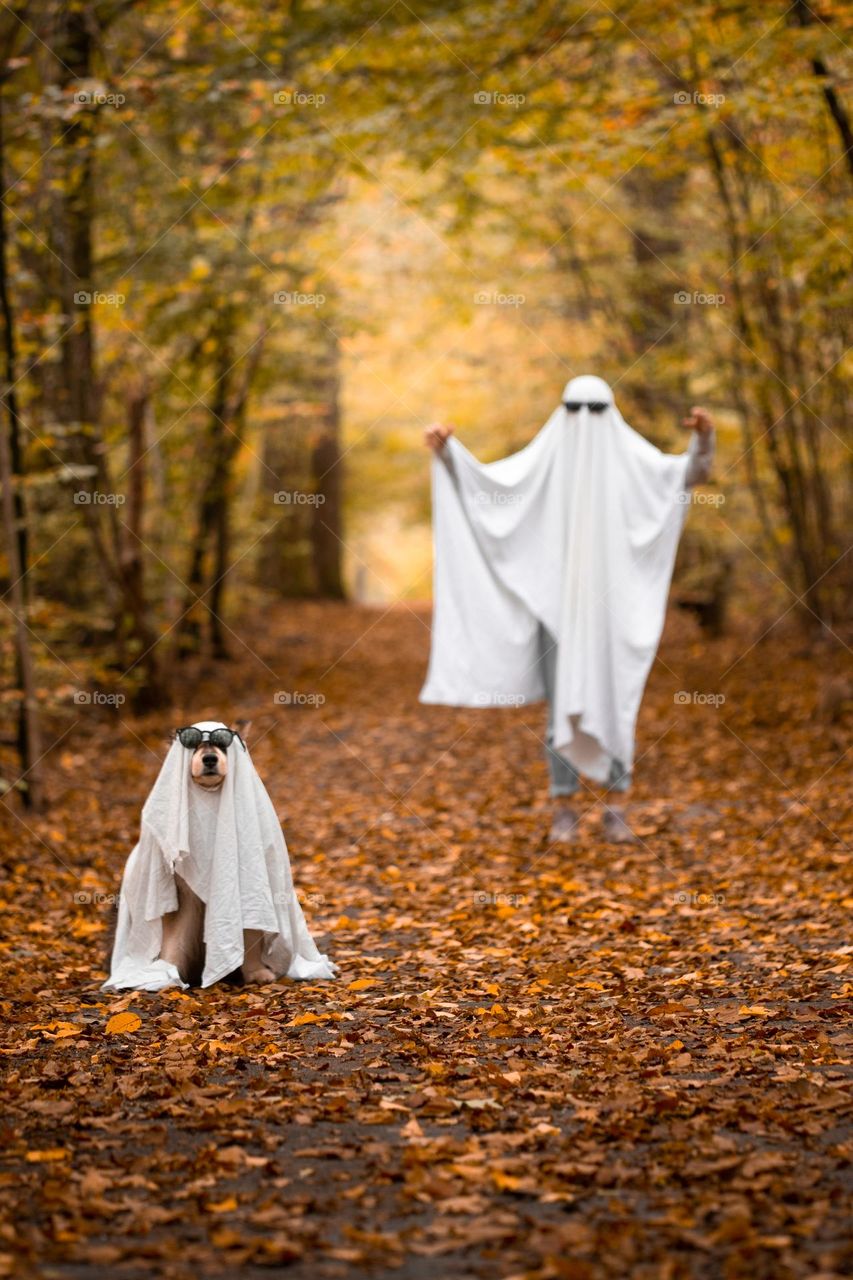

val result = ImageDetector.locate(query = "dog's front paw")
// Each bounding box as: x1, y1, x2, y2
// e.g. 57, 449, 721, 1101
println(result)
242, 965, 277, 984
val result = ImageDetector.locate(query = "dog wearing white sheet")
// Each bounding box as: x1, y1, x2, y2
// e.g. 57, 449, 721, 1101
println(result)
103, 721, 336, 991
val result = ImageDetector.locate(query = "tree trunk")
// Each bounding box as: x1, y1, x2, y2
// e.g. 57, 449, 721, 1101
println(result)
208, 491, 231, 660
49, 7, 166, 702
703, 116, 845, 625
0, 417, 41, 808
793, 0, 853, 178
310, 335, 345, 599
177, 354, 233, 659
0, 88, 36, 786
118, 386, 166, 708
177, 323, 264, 658
621, 167, 689, 423
256, 394, 317, 597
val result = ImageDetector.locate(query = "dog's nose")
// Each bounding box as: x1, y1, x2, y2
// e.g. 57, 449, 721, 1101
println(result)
202, 752, 219, 768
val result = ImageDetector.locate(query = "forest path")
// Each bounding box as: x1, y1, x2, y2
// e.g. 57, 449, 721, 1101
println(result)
0, 601, 849, 1279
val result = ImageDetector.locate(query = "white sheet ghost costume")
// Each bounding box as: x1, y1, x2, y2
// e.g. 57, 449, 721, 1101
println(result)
420, 376, 711, 785
103, 721, 336, 991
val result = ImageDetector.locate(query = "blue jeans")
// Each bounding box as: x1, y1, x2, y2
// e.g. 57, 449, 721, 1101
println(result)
538, 625, 630, 799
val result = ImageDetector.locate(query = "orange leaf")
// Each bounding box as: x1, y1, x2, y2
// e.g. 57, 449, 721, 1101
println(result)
105, 1012, 142, 1035
31, 1021, 80, 1039
206, 1196, 238, 1213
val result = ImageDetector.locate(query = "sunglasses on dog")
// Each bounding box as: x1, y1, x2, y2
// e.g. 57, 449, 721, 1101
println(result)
175, 726, 246, 751
563, 401, 610, 413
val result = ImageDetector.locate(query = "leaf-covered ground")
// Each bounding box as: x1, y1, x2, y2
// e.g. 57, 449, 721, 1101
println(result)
1, 601, 850, 1279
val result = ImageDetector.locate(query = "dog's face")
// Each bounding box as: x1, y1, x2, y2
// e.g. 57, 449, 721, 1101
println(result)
190, 743, 228, 789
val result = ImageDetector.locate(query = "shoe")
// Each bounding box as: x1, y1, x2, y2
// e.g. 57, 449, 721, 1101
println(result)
548, 805, 581, 843
602, 805, 637, 843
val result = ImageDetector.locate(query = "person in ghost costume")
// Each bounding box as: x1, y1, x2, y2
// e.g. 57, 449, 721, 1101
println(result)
421, 375, 714, 843
103, 721, 336, 991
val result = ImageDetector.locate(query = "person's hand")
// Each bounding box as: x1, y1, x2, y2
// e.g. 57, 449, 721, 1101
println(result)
682, 406, 714, 435
424, 422, 455, 452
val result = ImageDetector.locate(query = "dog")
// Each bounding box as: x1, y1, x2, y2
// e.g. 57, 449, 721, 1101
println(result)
158, 722, 276, 985
103, 719, 335, 992
190, 738, 230, 790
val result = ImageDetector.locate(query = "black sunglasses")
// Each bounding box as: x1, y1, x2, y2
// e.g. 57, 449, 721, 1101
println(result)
563, 401, 610, 413
175, 726, 246, 752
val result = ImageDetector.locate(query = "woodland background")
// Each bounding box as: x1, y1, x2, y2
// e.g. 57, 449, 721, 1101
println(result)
0, 0, 850, 801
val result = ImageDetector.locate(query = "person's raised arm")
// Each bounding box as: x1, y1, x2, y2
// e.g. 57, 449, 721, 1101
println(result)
681, 406, 715, 488
424, 422, 457, 479
424, 422, 455, 453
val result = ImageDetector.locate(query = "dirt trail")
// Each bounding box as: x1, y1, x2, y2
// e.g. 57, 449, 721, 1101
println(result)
0, 601, 850, 1279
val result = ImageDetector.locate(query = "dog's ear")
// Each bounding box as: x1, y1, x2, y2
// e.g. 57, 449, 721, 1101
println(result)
234, 718, 252, 744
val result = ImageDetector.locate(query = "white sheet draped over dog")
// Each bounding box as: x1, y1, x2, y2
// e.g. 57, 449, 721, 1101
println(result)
103, 721, 336, 991
420, 376, 692, 782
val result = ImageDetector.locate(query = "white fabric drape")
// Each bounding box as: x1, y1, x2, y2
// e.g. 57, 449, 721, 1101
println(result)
420, 376, 691, 782
103, 721, 336, 991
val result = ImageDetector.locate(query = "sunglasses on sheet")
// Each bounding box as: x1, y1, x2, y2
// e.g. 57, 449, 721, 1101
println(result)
563, 401, 610, 413
175, 726, 246, 752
